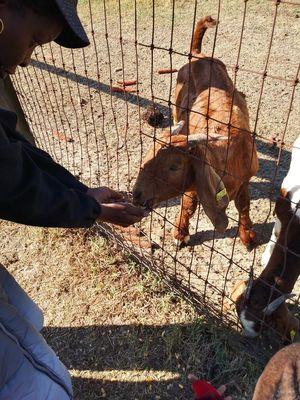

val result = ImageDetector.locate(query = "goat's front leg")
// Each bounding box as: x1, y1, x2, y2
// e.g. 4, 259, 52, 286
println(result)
234, 182, 256, 250
173, 190, 198, 246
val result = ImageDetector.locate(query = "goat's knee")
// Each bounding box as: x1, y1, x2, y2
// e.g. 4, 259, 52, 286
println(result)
173, 192, 198, 246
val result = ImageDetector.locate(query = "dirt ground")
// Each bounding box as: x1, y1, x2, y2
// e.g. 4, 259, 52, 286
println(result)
0, 221, 265, 399
5, 0, 300, 398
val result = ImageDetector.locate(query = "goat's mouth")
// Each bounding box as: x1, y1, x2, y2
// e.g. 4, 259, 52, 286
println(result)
132, 193, 159, 210
240, 310, 261, 338
141, 198, 157, 211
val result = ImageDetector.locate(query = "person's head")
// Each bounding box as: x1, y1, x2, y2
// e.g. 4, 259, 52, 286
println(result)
0, 0, 89, 78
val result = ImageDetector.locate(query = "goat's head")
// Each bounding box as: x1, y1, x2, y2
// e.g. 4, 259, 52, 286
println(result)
232, 279, 298, 340
232, 183, 300, 340
132, 121, 230, 232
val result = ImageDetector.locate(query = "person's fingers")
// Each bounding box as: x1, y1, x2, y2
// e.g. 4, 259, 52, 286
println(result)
122, 203, 149, 217
133, 206, 149, 217
224, 396, 232, 400
99, 202, 149, 227
217, 385, 227, 395
188, 374, 198, 382
109, 190, 125, 201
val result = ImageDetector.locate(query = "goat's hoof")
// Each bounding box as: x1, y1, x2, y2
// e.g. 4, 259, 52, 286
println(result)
173, 235, 191, 248
246, 240, 256, 252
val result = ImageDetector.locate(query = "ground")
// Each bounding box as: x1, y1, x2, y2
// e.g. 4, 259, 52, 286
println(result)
5, 0, 300, 398
0, 221, 264, 399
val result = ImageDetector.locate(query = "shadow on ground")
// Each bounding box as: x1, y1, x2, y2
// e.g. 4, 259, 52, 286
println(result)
42, 322, 278, 400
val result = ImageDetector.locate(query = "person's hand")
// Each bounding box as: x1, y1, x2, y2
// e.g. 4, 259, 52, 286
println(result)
99, 202, 149, 227
87, 187, 125, 204
188, 374, 232, 400
216, 385, 232, 400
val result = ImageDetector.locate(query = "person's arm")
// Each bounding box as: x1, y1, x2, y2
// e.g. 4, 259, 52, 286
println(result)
0, 110, 148, 228
0, 122, 100, 228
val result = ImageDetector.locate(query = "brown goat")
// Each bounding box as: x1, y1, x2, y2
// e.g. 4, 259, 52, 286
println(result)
133, 16, 258, 248
233, 136, 300, 340
252, 343, 300, 400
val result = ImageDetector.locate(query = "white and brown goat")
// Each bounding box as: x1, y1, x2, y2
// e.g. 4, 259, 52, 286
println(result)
133, 16, 258, 248
233, 136, 300, 340
252, 343, 300, 400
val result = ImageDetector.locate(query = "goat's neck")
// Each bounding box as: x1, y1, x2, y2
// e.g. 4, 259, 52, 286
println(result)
260, 245, 300, 294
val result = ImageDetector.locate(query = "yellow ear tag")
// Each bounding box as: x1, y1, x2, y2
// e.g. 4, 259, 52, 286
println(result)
216, 188, 227, 203
290, 329, 296, 341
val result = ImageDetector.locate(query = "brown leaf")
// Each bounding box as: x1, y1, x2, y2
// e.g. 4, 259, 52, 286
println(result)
53, 131, 74, 143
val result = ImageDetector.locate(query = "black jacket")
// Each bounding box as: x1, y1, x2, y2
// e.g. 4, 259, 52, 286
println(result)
0, 108, 100, 228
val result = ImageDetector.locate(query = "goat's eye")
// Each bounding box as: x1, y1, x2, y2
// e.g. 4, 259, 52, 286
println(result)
169, 164, 179, 171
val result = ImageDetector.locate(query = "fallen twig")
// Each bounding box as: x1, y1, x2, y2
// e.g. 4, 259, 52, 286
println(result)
158, 68, 178, 75
117, 79, 137, 86
53, 131, 74, 143
111, 85, 136, 93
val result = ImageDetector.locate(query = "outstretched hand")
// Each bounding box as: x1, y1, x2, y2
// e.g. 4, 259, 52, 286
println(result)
216, 385, 232, 400
87, 187, 148, 227
99, 202, 148, 227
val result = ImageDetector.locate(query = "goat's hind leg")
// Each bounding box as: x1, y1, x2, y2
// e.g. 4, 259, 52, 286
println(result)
234, 182, 256, 250
173, 190, 198, 246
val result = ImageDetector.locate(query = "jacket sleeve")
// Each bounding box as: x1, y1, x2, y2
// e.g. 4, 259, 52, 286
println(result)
0, 123, 101, 228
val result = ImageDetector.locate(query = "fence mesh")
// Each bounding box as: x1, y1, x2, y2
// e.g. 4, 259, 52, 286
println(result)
12, 0, 300, 342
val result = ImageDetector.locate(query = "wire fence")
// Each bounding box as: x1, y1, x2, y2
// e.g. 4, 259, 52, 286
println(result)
12, 0, 300, 343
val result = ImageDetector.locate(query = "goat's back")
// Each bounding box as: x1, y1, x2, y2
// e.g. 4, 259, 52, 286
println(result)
252, 343, 300, 400
174, 57, 250, 137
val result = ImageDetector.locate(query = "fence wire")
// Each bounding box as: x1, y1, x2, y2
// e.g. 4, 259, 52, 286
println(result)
12, 0, 300, 343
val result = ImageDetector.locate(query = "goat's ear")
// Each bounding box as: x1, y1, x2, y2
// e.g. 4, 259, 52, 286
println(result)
170, 120, 185, 135
272, 303, 299, 341
159, 120, 185, 139
231, 280, 248, 302
190, 157, 229, 232
263, 293, 296, 316
187, 133, 228, 148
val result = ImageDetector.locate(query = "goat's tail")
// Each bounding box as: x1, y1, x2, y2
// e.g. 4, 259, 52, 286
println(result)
191, 16, 217, 54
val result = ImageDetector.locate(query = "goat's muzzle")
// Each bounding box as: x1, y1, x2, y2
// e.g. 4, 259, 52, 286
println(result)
132, 191, 154, 211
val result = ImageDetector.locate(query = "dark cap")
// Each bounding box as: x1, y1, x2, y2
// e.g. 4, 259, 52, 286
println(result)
54, 0, 90, 48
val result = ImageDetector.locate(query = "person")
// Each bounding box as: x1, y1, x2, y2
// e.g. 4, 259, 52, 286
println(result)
0, 1, 147, 399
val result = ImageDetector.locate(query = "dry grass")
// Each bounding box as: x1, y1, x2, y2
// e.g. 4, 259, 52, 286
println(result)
0, 220, 267, 399
5, 1, 300, 398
